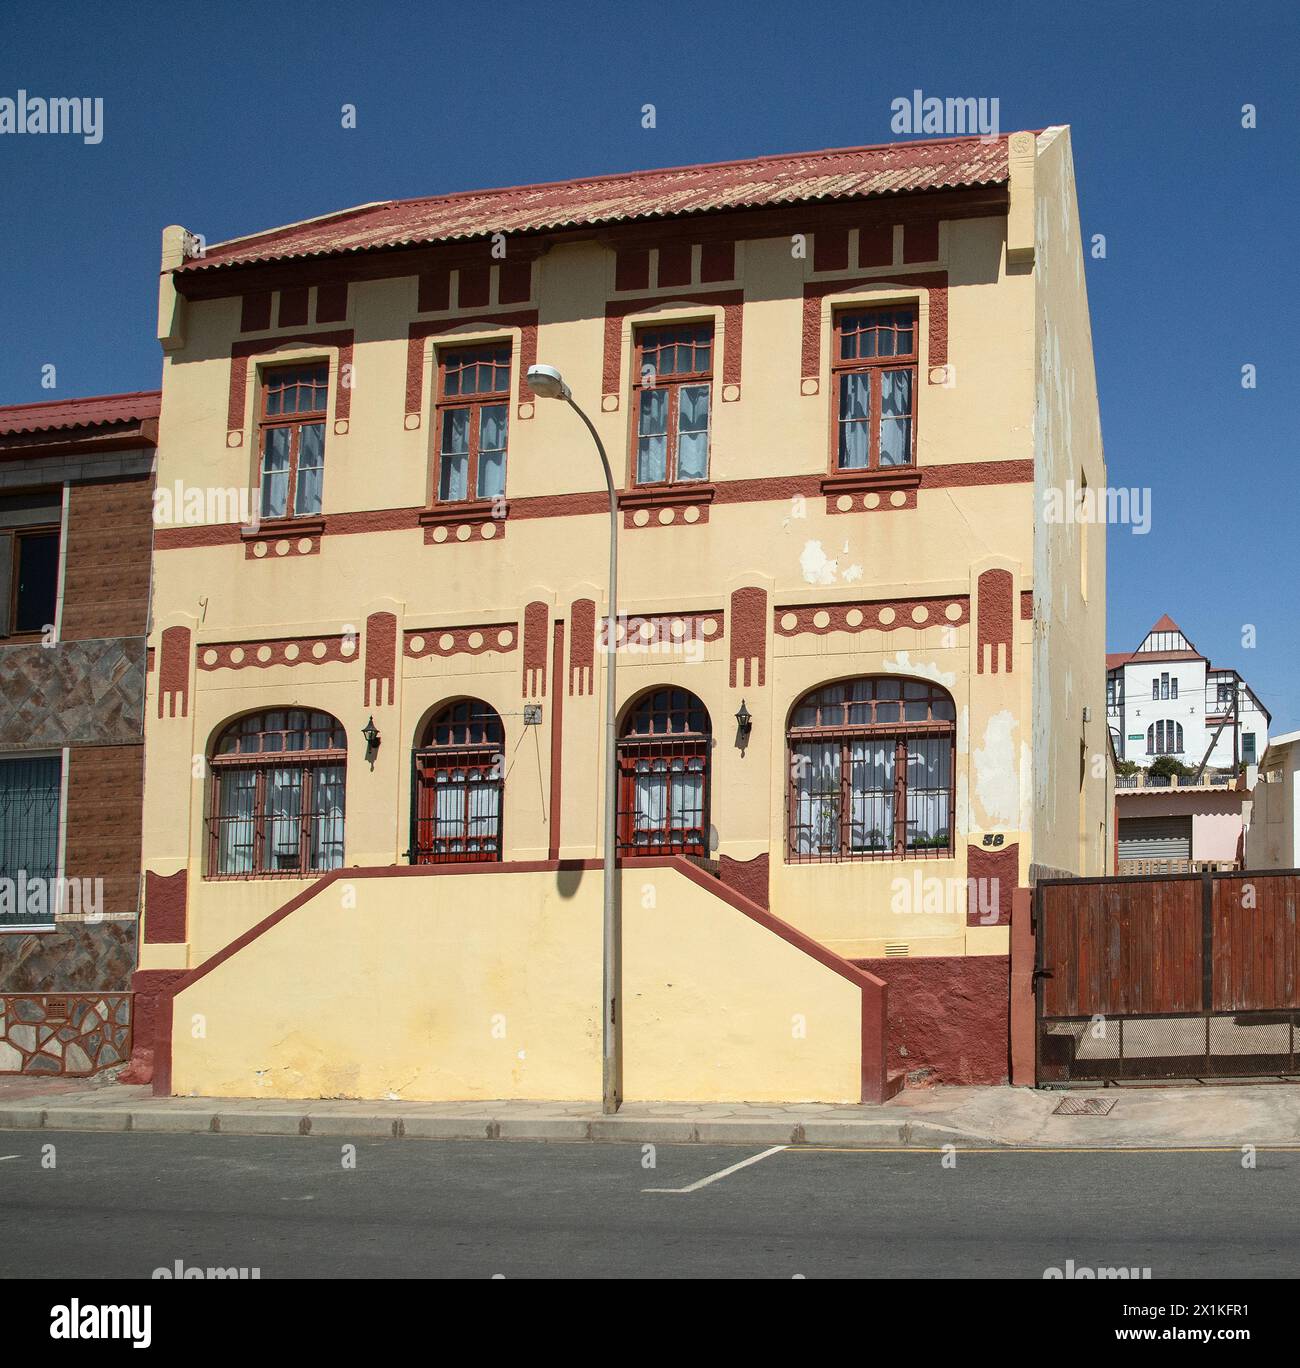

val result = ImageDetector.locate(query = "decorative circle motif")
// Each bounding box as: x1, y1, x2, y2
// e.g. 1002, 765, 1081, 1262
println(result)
615, 622, 626, 641
836, 495, 853, 512
670, 618, 686, 639
481, 522, 497, 539
275, 540, 290, 556
229, 647, 245, 665
517, 402, 535, 421
633, 509, 650, 527
311, 642, 327, 659
497, 629, 514, 648
889, 491, 907, 508
781, 612, 798, 632
409, 636, 425, 655
456, 525, 472, 542
432, 526, 449, 543
284, 643, 299, 661
721, 384, 741, 402
202, 649, 218, 666
226, 430, 243, 448
297, 539, 314, 555
813, 610, 831, 629
638, 620, 655, 640
800, 378, 819, 396
252, 541, 268, 558
404, 413, 421, 431
701, 618, 718, 638
256, 645, 273, 663
657, 508, 675, 525
439, 633, 455, 652
846, 608, 864, 628
864, 493, 881, 509
878, 607, 896, 626
683, 506, 701, 524
911, 605, 929, 624
945, 603, 963, 622
468, 632, 484, 650
340, 637, 356, 657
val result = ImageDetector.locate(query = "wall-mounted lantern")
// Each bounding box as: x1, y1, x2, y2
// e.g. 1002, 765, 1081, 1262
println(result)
361, 715, 381, 751
735, 699, 753, 737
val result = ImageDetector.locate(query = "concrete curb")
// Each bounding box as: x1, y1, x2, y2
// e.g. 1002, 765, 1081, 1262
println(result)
0, 1103, 1000, 1148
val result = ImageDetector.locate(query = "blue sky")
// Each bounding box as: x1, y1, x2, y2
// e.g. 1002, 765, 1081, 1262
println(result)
2, 1, 1296, 728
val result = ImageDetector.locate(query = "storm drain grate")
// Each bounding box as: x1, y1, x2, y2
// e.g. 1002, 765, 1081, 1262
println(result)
1053, 1096, 1116, 1116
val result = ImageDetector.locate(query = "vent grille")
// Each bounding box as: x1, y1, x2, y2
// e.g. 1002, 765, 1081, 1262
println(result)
884, 943, 909, 957
1052, 1096, 1115, 1116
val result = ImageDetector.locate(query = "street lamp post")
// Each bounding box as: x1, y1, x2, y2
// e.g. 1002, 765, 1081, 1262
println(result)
527, 364, 621, 1114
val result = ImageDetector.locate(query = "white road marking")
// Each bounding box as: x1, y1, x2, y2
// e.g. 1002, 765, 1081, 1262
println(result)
643, 1145, 787, 1193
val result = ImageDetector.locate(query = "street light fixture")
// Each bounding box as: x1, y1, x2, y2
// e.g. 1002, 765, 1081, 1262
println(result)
527, 363, 622, 1115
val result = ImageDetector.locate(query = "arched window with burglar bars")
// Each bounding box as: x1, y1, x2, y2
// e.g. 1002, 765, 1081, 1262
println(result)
617, 688, 711, 856
787, 678, 956, 861
411, 699, 504, 863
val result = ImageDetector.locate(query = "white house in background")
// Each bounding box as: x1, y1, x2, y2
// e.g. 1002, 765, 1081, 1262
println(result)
1247, 731, 1300, 869
1106, 614, 1270, 771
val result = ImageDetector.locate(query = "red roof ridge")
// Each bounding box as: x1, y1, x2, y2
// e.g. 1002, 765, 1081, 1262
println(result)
0, 389, 161, 437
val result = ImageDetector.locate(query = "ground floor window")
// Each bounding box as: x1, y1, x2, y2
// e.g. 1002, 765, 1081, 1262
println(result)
207, 710, 346, 877
617, 688, 711, 856
411, 699, 504, 863
0, 753, 61, 926
787, 678, 955, 861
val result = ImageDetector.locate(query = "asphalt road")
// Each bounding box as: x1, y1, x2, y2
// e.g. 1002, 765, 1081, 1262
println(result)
1, 1132, 1297, 1279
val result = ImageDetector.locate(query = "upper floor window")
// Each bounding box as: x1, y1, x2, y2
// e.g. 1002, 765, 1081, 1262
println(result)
1154, 671, 1177, 701
1147, 720, 1184, 756
833, 307, 916, 471
207, 709, 346, 877
259, 364, 329, 520
437, 344, 510, 503
633, 324, 712, 486
0, 490, 61, 640
788, 677, 955, 862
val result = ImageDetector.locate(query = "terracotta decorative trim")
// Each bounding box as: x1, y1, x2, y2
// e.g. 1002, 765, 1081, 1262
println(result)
619, 482, 714, 530
966, 842, 1018, 926
976, 568, 1015, 674
244, 524, 324, 559
548, 620, 565, 861
729, 586, 767, 689
419, 501, 507, 545
363, 612, 397, 708
143, 869, 187, 944
801, 271, 947, 390
405, 310, 539, 422
403, 623, 517, 659
775, 595, 970, 638
1020, 590, 1034, 620
613, 609, 724, 651
569, 599, 596, 696
822, 466, 923, 515
157, 626, 190, 719
522, 601, 549, 697
152, 460, 1037, 550
227, 329, 354, 434
603, 289, 742, 407
197, 635, 353, 671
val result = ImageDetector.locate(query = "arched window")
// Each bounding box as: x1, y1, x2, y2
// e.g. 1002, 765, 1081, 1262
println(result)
1147, 721, 1184, 755
617, 688, 710, 855
412, 699, 503, 863
787, 678, 955, 861
208, 709, 346, 877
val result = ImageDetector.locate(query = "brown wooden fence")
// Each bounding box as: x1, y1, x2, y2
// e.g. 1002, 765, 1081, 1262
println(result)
1036, 869, 1300, 1083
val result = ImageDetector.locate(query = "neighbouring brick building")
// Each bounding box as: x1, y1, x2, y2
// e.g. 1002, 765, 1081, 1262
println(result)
0, 391, 158, 1075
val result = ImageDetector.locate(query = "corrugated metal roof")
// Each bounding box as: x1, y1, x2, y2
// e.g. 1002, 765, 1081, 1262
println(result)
179, 134, 1011, 274
0, 390, 161, 437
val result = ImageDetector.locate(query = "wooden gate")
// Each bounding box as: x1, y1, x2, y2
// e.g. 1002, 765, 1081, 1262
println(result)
1036, 870, 1300, 1083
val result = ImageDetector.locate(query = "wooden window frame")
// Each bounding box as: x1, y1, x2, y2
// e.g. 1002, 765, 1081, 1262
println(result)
787, 679, 955, 863
5, 524, 60, 641
616, 688, 711, 856
411, 700, 505, 863
206, 710, 346, 879
257, 363, 330, 522
830, 306, 918, 473
433, 342, 512, 506
629, 323, 714, 489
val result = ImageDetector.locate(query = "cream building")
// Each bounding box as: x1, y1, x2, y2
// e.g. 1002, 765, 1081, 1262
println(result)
134, 128, 1108, 1102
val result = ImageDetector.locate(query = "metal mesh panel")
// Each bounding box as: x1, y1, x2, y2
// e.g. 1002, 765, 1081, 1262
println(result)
0, 755, 61, 926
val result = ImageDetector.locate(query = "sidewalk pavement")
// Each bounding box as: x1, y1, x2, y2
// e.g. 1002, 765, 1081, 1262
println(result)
3, 1073, 1300, 1147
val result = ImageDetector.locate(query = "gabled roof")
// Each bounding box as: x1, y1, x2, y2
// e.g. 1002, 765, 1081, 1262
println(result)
176, 134, 1012, 275
0, 390, 161, 437
1107, 614, 1204, 670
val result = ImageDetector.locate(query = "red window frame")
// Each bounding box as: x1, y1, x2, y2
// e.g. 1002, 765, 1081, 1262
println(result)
258, 364, 330, 520
787, 678, 955, 862
630, 323, 714, 487
206, 710, 347, 878
411, 699, 504, 863
831, 307, 918, 472
434, 343, 511, 504
616, 688, 711, 856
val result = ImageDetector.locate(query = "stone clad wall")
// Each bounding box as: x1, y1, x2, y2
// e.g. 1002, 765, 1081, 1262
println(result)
0, 993, 131, 1075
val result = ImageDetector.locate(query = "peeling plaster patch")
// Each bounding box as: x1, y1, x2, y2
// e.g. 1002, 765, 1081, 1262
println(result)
800, 540, 838, 585
956, 772, 969, 837
974, 709, 1020, 829
1019, 740, 1033, 834
843, 563, 863, 583
882, 651, 956, 688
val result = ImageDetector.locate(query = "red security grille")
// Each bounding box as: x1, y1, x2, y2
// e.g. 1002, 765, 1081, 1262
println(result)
411, 699, 504, 863
617, 688, 711, 856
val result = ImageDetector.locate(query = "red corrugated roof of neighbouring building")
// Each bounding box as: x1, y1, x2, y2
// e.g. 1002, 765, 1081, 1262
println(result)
176, 134, 1012, 274
0, 390, 161, 437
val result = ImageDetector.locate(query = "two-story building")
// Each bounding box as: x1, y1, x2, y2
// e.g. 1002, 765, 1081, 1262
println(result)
0, 392, 158, 1075
134, 128, 1108, 1103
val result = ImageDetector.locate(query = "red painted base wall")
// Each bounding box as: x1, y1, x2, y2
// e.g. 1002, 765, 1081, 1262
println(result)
852, 954, 1010, 1086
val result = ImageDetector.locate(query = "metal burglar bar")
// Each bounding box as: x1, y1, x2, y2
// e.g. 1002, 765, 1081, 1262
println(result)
616, 689, 710, 856
410, 699, 504, 864
0, 755, 61, 926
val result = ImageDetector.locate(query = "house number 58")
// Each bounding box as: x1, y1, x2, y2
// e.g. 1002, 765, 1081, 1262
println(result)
981, 833, 1006, 847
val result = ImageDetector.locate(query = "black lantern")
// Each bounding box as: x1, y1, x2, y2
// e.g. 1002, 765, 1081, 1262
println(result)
734, 699, 752, 736
361, 715, 381, 750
